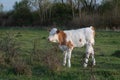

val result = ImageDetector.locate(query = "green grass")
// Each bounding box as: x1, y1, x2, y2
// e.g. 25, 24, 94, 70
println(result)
0, 28, 120, 80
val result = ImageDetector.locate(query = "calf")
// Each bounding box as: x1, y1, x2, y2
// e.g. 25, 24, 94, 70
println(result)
48, 26, 95, 68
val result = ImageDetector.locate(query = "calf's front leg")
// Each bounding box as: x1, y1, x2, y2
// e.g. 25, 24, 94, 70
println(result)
67, 50, 72, 68
63, 51, 67, 66
63, 49, 72, 68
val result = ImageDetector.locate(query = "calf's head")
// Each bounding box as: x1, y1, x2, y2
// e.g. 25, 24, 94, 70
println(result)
48, 28, 59, 43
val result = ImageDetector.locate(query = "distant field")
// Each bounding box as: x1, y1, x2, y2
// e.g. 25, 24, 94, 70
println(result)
0, 28, 120, 80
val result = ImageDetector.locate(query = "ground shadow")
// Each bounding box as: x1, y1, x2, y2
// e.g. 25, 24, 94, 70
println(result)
111, 50, 120, 58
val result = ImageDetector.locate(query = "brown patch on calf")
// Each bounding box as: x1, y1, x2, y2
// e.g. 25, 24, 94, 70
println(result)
79, 39, 82, 42
57, 30, 66, 45
57, 30, 74, 49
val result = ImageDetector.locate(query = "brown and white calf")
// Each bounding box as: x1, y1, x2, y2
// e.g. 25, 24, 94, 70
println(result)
48, 26, 95, 68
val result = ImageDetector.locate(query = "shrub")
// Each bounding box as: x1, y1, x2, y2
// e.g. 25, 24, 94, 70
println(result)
31, 38, 62, 72
0, 31, 21, 60
0, 51, 5, 66
0, 31, 32, 76
12, 58, 32, 76
42, 49, 62, 72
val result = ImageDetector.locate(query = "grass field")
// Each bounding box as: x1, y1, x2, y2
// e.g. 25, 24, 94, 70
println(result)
0, 27, 120, 80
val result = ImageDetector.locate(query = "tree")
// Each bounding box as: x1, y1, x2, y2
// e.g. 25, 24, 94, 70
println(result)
29, 0, 52, 24
81, 0, 96, 13
99, 0, 120, 15
12, 0, 32, 26
67, 0, 75, 18
0, 3, 3, 12
51, 3, 73, 25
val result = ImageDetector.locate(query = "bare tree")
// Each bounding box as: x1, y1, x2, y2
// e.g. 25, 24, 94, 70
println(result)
67, 0, 75, 18
80, 0, 96, 12
53, 0, 64, 3
29, 0, 52, 23
0, 3, 3, 12
61, 0, 64, 3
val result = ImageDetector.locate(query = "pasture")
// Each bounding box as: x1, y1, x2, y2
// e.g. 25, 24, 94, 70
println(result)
0, 27, 120, 80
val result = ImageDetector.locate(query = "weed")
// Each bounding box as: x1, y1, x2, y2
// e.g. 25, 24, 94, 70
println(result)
0, 31, 21, 59
0, 31, 32, 76
12, 59, 32, 76
31, 38, 62, 72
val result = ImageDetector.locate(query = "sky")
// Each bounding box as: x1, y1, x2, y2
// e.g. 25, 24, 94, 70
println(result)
0, 0, 102, 11
0, 0, 21, 11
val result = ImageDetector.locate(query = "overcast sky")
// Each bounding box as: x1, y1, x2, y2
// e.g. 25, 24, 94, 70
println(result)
0, 0, 21, 11
0, 0, 102, 11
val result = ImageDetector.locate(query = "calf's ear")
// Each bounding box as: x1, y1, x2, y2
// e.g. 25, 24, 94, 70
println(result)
56, 30, 60, 34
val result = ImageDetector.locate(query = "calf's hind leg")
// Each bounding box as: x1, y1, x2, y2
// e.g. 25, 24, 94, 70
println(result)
84, 43, 95, 67
91, 51, 95, 66
84, 52, 90, 68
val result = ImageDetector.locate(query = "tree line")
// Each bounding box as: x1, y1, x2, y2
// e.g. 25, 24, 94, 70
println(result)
0, 0, 120, 29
